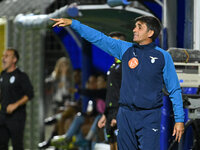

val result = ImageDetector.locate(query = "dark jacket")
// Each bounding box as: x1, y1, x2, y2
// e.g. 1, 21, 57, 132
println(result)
0, 68, 34, 119
104, 61, 122, 118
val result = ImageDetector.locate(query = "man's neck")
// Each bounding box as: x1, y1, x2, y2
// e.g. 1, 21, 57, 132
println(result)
138, 41, 152, 45
137, 38, 153, 45
6, 66, 17, 73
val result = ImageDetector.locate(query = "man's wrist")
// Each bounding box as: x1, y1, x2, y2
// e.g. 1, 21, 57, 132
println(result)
175, 118, 184, 123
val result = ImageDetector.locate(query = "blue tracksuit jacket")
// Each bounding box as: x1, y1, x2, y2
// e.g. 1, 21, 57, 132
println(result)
70, 19, 184, 123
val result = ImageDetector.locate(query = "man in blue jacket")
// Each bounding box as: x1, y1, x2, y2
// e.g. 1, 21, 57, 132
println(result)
50, 16, 184, 150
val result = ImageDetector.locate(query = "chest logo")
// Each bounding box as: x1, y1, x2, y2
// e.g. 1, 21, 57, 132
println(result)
10, 76, 15, 84
128, 57, 139, 69
0, 77, 3, 82
150, 56, 158, 63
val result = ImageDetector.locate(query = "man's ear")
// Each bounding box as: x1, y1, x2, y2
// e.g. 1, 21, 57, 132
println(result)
148, 30, 154, 38
13, 57, 17, 64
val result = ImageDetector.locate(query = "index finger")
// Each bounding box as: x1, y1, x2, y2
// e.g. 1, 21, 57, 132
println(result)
50, 18, 60, 21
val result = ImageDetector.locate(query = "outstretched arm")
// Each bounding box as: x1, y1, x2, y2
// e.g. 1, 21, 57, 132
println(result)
50, 18, 132, 60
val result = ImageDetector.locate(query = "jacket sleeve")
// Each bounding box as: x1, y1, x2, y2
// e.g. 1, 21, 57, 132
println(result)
70, 19, 132, 60
163, 52, 184, 122
20, 73, 34, 100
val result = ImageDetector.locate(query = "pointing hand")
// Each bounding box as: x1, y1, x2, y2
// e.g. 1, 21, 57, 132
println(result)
50, 18, 72, 27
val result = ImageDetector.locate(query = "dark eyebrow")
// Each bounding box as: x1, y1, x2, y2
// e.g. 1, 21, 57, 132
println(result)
137, 23, 142, 28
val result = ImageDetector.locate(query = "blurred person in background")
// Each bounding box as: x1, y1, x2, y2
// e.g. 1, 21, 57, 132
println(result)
38, 65, 81, 149
98, 31, 125, 150
51, 74, 107, 150
0, 48, 34, 150
56, 69, 82, 134
45, 56, 73, 113
49, 74, 98, 146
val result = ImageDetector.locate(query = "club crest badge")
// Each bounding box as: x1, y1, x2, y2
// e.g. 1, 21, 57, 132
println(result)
10, 76, 15, 84
128, 57, 139, 69
150, 56, 158, 63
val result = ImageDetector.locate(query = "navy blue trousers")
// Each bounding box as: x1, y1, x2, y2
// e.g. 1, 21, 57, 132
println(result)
116, 106, 161, 150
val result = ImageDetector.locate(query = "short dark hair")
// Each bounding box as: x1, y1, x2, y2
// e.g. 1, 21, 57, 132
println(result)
109, 31, 126, 40
135, 16, 162, 41
6, 48, 20, 63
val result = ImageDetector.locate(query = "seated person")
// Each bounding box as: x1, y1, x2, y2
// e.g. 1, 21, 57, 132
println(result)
51, 74, 107, 149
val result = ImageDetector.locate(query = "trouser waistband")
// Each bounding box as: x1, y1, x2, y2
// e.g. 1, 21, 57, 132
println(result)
119, 103, 163, 111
